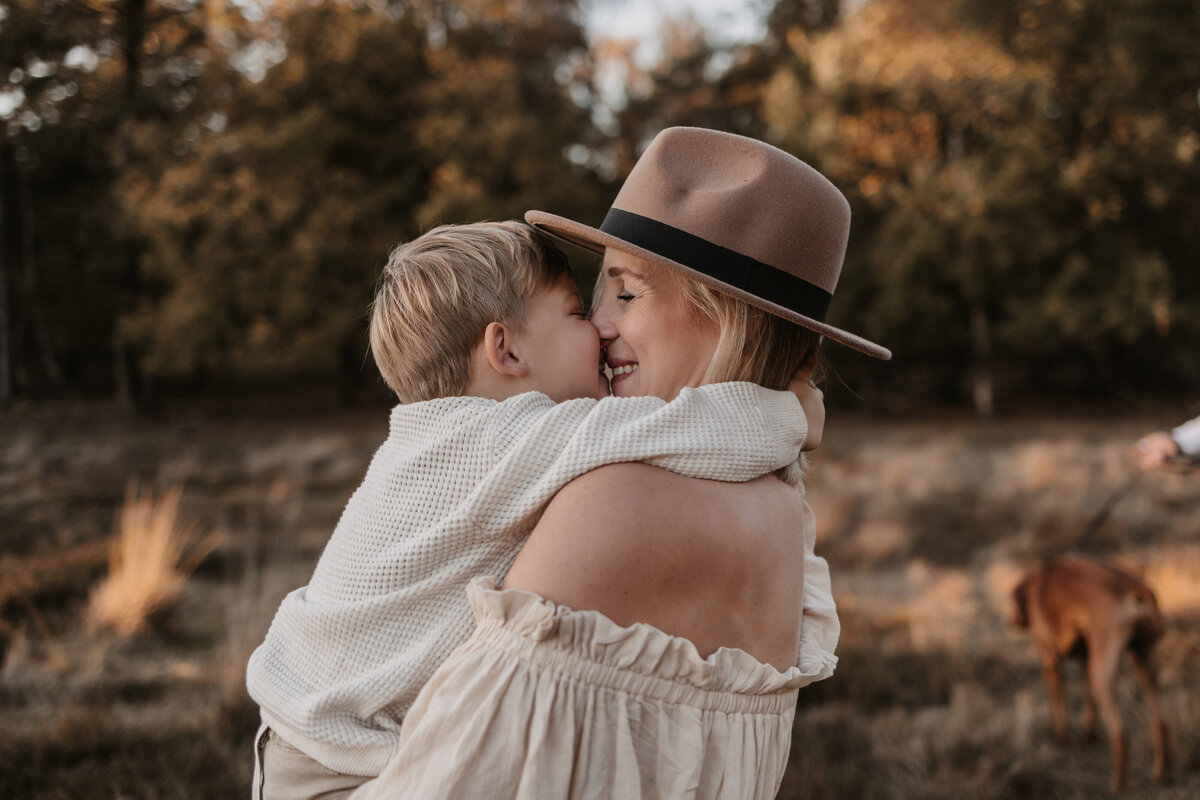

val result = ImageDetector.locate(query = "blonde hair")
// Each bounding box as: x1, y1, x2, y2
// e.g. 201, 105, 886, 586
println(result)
679, 274, 822, 484
370, 221, 569, 402
682, 279, 820, 389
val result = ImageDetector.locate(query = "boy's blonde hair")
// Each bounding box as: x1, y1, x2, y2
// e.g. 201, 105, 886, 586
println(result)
370, 221, 570, 403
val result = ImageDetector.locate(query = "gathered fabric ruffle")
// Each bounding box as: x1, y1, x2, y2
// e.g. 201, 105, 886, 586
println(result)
466, 576, 829, 699
351, 577, 833, 800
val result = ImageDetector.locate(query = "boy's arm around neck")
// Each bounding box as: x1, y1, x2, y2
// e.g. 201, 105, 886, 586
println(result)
461, 383, 807, 537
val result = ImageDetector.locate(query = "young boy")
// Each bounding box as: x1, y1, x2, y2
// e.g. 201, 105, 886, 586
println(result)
246, 221, 813, 799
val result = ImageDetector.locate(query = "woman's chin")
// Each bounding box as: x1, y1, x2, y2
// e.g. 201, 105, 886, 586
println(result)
609, 373, 636, 397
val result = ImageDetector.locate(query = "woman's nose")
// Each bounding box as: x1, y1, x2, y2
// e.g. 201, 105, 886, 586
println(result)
591, 302, 618, 345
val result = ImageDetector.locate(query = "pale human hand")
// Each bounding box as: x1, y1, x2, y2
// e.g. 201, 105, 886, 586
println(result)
1135, 431, 1180, 470
786, 360, 825, 451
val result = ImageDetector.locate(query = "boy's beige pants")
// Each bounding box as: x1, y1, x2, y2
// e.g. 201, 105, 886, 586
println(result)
253, 723, 370, 800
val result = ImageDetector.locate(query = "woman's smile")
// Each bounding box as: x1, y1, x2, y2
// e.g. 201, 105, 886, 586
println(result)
608, 360, 638, 389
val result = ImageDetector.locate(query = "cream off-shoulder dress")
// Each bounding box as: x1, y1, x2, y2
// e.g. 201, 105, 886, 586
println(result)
350, 569, 838, 800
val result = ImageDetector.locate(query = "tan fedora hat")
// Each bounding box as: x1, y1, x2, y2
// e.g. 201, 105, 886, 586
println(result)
526, 127, 891, 360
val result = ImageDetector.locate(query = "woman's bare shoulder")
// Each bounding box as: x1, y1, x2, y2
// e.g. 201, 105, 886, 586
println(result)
502, 464, 802, 622
502, 464, 680, 602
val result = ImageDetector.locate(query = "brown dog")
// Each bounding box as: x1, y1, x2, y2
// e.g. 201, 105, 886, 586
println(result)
1011, 555, 1172, 793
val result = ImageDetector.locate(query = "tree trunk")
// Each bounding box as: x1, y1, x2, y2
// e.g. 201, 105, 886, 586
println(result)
19, 168, 63, 386
113, 0, 149, 410
120, 0, 148, 102
0, 143, 11, 405
114, 329, 134, 409
948, 119, 995, 418
970, 300, 994, 418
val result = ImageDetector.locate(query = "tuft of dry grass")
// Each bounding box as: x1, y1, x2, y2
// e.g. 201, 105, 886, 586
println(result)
86, 483, 214, 637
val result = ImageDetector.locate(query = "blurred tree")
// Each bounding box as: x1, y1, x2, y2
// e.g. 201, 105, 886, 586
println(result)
982, 0, 1200, 396
7, 0, 1196, 411
599, 13, 778, 177
766, 0, 841, 34
765, 0, 1057, 414
122, 0, 605, 397
412, 0, 604, 226
0, 0, 115, 401
591, 0, 843, 178
761, 0, 1200, 411
121, 1, 428, 390
0, 0, 228, 402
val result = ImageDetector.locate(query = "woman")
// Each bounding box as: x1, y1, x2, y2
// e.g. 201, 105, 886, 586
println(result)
352, 127, 890, 799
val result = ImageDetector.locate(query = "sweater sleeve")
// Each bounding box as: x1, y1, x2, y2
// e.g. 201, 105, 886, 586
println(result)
1171, 414, 1200, 456
460, 382, 808, 537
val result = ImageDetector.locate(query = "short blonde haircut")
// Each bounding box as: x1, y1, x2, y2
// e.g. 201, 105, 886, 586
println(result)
370, 221, 569, 402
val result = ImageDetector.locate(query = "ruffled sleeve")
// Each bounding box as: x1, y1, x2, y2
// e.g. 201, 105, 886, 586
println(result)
796, 494, 839, 681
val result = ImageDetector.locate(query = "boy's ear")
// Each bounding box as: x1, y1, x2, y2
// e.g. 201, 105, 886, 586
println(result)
481, 322, 529, 378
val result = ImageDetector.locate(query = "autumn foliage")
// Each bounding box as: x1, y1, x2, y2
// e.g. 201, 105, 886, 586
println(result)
1, 0, 1197, 413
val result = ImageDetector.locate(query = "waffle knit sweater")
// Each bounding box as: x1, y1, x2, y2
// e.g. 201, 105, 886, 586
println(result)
246, 383, 808, 777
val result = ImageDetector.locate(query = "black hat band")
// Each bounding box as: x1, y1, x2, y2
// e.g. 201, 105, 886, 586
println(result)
600, 209, 832, 323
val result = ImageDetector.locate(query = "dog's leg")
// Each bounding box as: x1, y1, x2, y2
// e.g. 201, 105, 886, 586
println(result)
1040, 653, 1069, 744
1087, 635, 1127, 793
1081, 670, 1099, 743
1130, 648, 1172, 784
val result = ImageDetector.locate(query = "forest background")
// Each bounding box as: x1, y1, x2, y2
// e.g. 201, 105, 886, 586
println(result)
3, 0, 1199, 416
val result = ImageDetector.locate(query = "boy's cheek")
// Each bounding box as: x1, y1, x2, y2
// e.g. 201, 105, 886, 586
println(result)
582, 371, 610, 401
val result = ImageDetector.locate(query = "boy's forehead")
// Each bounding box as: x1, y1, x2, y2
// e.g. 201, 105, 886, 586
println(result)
542, 272, 582, 300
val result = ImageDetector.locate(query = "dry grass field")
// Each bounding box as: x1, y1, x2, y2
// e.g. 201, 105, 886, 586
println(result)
2, 403, 1197, 798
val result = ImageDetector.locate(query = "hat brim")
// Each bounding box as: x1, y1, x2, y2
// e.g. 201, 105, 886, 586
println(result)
526, 210, 892, 361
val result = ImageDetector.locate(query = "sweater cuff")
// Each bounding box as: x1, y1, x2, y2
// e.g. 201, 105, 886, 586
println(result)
753, 385, 808, 457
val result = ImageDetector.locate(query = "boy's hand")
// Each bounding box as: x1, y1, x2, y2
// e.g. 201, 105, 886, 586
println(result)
787, 358, 824, 451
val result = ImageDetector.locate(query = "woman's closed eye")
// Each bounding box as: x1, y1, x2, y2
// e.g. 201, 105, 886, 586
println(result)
616, 292, 636, 303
